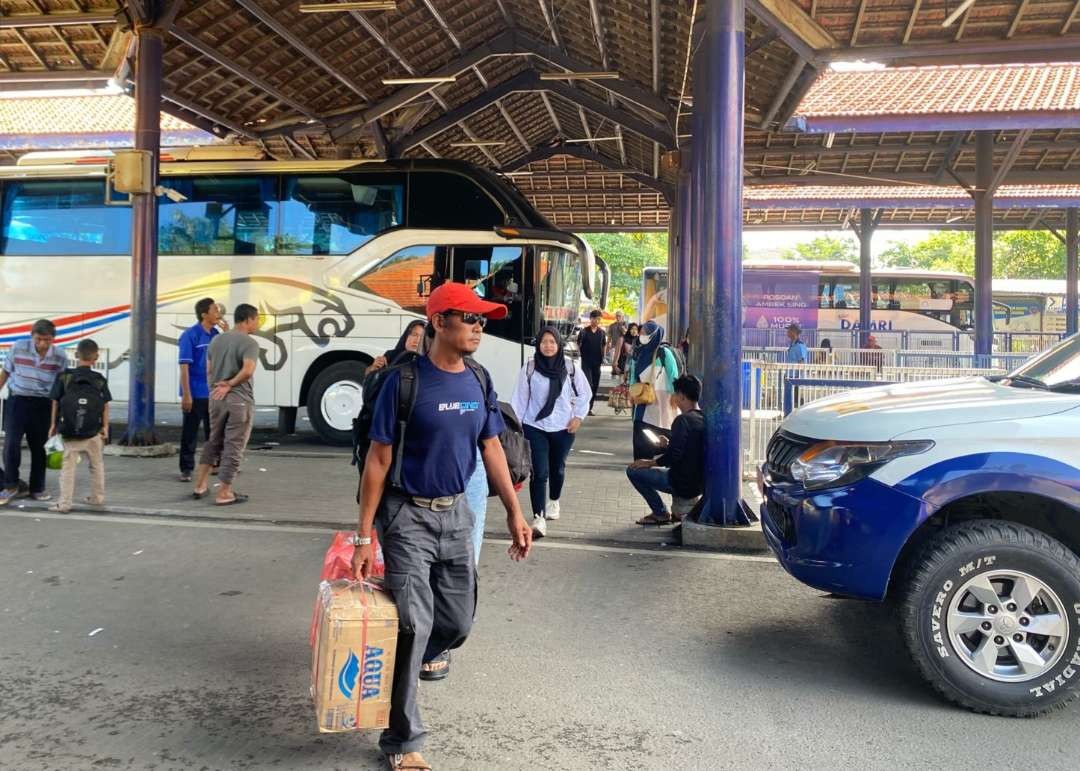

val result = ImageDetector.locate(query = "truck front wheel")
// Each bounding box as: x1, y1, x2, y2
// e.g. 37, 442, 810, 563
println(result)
900, 520, 1080, 716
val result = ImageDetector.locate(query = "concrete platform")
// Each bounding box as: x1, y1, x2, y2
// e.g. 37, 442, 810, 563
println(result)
5, 396, 766, 552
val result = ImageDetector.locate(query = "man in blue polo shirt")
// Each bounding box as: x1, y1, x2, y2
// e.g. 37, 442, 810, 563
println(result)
351, 282, 533, 771
0, 319, 67, 505
177, 298, 227, 482
784, 322, 809, 364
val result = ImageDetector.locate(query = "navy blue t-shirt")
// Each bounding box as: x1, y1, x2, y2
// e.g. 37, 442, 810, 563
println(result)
369, 356, 505, 498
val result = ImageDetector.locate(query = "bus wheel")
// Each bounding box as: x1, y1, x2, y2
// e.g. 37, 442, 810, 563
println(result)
306, 361, 367, 445
900, 520, 1080, 716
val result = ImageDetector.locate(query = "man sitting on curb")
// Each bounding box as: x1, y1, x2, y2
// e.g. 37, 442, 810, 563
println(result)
626, 374, 704, 526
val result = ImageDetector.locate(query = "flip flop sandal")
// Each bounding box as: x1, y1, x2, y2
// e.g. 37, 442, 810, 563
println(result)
636, 513, 673, 526
420, 650, 450, 681
386, 752, 432, 770
192, 490, 207, 499
215, 493, 249, 506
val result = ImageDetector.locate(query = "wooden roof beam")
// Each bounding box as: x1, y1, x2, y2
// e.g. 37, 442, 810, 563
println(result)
170, 27, 319, 121
393, 70, 674, 153
496, 99, 530, 153
743, 169, 1080, 186
0, 11, 115, 28
537, 0, 563, 51
502, 144, 674, 201
329, 31, 514, 142
510, 31, 670, 118
745, 0, 838, 65
987, 129, 1033, 196
760, 59, 806, 129
234, 0, 369, 101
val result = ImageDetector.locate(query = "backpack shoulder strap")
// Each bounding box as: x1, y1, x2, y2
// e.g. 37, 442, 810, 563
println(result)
390, 359, 419, 489
464, 357, 495, 410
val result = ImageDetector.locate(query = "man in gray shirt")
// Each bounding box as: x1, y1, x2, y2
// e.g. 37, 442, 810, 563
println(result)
192, 303, 261, 505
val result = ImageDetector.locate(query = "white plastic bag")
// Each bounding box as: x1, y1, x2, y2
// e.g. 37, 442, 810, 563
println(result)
45, 434, 64, 454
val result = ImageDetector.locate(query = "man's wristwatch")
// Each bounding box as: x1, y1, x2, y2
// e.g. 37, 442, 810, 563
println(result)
349, 533, 373, 546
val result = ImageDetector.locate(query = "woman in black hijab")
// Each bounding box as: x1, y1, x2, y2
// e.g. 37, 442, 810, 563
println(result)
510, 327, 592, 539
365, 319, 426, 375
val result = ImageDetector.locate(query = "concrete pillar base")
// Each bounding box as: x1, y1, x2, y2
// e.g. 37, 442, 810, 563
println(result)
105, 443, 176, 458
680, 517, 765, 552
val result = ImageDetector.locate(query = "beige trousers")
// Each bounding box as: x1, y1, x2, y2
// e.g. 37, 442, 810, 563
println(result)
58, 434, 105, 510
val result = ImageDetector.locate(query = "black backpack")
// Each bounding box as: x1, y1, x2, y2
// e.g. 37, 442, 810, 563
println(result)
352, 351, 417, 476
352, 356, 531, 497
58, 369, 106, 439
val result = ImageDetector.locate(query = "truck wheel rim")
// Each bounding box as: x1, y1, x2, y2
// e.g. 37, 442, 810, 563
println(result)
946, 570, 1069, 683
321, 381, 363, 432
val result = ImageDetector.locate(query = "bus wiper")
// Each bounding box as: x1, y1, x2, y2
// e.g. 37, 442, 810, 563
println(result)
1047, 381, 1080, 393
1006, 375, 1049, 390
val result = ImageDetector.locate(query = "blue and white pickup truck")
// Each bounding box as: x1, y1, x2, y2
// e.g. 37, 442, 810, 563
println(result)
761, 336, 1080, 717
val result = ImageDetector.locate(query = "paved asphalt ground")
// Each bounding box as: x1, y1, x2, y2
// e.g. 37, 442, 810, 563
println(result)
4, 509, 1080, 770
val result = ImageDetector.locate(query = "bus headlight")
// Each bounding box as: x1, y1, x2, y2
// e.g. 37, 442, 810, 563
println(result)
790, 440, 934, 491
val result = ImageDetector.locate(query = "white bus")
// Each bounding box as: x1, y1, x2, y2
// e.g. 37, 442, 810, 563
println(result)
641, 262, 998, 350
0, 149, 598, 444
992, 279, 1074, 335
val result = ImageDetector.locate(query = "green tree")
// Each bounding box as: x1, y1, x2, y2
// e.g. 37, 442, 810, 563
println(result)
879, 231, 974, 274
878, 230, 1064, 279
780, 235, 857, 264
579, 232, 668, 316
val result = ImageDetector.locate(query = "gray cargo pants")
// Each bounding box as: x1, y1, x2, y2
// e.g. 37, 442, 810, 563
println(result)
378, 491, 476, 755
198, 392, 253, 485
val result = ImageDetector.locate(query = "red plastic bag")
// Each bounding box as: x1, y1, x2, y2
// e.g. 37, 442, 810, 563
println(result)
309, 531, 384, 647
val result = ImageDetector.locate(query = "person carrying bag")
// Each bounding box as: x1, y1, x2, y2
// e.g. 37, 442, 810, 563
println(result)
628, 321, 682, 460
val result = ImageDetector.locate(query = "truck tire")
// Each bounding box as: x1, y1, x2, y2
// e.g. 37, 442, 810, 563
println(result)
306, 360, 368, 446
900, 520, 1080, 717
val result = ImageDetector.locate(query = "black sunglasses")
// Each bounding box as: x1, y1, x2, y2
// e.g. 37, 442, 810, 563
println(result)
442, 310, 488, 328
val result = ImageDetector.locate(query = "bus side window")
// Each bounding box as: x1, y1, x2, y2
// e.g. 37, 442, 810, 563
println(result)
349, 245, 446, 315
158, 176, 276, 255
408, 172, 506, 229
279, 173, 404, 255
449, 245, 525, 343
0, 179, 131, 256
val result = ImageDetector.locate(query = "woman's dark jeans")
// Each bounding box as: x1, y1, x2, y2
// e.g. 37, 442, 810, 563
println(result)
523, 424, 576, 516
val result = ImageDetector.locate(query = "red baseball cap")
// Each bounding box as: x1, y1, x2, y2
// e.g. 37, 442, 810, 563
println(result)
426, 282, 508, 320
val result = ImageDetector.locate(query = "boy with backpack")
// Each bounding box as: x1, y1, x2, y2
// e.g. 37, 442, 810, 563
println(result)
47, 339, 111, 513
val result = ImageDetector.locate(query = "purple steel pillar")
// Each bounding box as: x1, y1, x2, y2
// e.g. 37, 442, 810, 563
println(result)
677, 168, 692, 345
858, 209, 874, 344
666, 178, 681, 338
121, 27, 163, 446
974, 131, 994, 360
686, 35, 707, 377
696, 0, 746, 526
1068, 208, 1078, 337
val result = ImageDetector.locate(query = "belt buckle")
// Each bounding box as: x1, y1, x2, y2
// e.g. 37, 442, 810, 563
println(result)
431, 496, 454, 512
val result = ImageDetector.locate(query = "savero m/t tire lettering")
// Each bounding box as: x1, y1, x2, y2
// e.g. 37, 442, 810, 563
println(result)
901, 520, 1080, 716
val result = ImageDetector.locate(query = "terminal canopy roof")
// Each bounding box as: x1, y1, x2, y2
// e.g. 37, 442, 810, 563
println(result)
2, 0, 1080, 230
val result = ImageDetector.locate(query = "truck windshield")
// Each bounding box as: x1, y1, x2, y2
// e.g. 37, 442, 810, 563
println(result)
1006, 335, 1080, 388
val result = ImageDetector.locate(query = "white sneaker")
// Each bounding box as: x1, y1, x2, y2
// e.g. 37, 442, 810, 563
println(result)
531, 514, 547, 538
546, 500, 561, 520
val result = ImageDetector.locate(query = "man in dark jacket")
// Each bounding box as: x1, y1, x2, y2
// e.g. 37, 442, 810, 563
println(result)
626, 374, 704, 525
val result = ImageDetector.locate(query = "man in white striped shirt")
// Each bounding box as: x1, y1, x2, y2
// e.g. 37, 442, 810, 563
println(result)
0, 319, 67, 505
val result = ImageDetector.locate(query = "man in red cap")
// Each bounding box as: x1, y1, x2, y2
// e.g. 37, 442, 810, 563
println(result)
352, 282, 533, 771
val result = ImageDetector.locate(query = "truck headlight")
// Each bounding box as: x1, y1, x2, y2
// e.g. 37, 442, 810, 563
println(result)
790, 440, 934, 491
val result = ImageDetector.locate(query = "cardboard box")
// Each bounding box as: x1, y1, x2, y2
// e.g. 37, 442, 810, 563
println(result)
311, 579, 398, 732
